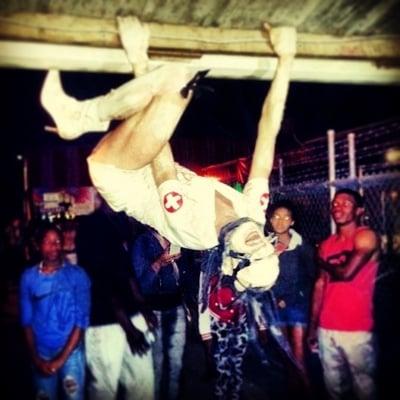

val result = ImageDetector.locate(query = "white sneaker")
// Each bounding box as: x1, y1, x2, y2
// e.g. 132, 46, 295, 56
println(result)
40, 70, 109, 140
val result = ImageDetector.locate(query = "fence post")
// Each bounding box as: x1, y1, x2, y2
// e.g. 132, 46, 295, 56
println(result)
358, 166, 364, 197
279, 158, 284, 186
348, 132, 356, 179
327, 129, 336, 234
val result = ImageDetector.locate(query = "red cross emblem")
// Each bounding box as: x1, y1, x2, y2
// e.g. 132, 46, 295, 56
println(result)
163, 191, 183, 213
260, 193, 269, 210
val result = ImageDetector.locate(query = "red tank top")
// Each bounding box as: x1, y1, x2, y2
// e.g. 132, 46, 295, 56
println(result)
319, 227, 378, 331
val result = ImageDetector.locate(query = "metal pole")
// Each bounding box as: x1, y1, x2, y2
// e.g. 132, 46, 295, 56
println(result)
348, 132, 356, 179
358, 166, 364, 197
327, 129, 336, 234
278, 158, 284, 187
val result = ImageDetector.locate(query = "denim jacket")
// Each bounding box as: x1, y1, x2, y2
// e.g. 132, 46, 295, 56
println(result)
132, 230, 183, 310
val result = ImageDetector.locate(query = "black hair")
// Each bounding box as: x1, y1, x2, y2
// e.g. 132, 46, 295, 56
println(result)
334, 188, 364, 208
35, 223, 64, 245
267, 199, 297, 221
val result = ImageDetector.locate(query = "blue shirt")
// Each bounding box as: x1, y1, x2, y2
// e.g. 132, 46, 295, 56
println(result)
132, 230, 194, 310
132, 230, 180, 297
20, 262, 91, 355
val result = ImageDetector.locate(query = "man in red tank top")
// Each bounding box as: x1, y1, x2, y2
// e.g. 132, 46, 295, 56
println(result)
308, 189, 379, 400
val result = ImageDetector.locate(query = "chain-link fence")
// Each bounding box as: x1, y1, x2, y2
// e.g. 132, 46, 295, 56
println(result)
270, 173, 400, 252
268, 119, 400, 253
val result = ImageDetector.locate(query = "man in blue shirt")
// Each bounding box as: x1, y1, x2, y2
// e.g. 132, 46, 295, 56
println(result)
20, 224, 91, 400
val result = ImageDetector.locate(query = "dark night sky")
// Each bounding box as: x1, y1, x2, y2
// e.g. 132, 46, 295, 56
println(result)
1, 67, 400, 224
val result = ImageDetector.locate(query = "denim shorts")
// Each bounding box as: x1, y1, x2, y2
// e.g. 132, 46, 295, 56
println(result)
275, 306, 308, 327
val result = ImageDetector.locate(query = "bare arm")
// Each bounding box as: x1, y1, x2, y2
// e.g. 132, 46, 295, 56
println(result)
249, 24, 296, 180
23, 326, 43, 370
320, 229, 379, 281
112, 294, 151, 356
127, 276, 157, 331
307, 269, 328, 351
48, 327, 82, 372
24, 326, 82, 375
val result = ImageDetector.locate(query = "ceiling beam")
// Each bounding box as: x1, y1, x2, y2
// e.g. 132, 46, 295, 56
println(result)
1, 40, 400, 85
0, 12, 400, 60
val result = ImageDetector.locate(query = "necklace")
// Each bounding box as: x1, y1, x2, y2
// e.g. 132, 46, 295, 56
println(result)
39, 261, 63, 275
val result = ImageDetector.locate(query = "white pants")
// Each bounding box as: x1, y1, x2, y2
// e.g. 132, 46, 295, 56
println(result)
318, 328, 376, 400
85, 314, 155, 400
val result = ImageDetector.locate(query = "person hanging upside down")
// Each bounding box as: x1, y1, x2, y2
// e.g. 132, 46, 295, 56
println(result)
40, 16, 296, 293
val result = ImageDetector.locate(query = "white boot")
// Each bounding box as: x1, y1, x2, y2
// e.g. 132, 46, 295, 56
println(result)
40, 70, 109, 140
41, 66, 197, 140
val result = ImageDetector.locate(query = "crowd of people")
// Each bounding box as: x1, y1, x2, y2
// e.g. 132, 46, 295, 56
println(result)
0, 15, 396, 400
1, 186, 385, 400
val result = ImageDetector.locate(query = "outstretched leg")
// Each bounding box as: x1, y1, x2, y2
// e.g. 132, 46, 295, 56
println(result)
41, 64, 194, 140
151, 143, 177, 185
89, 89, 191, 171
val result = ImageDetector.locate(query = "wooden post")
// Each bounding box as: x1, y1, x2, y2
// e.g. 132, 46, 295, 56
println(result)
1, 13, 400, 59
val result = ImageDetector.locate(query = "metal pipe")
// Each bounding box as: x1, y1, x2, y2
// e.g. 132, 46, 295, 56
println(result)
348, 132, 356, 178
278, 158, 284, 187
327, 129, 336, 234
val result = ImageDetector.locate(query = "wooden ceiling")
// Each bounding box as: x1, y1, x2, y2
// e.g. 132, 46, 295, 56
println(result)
1, 0, 400, 84
1, 0, 399, 35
